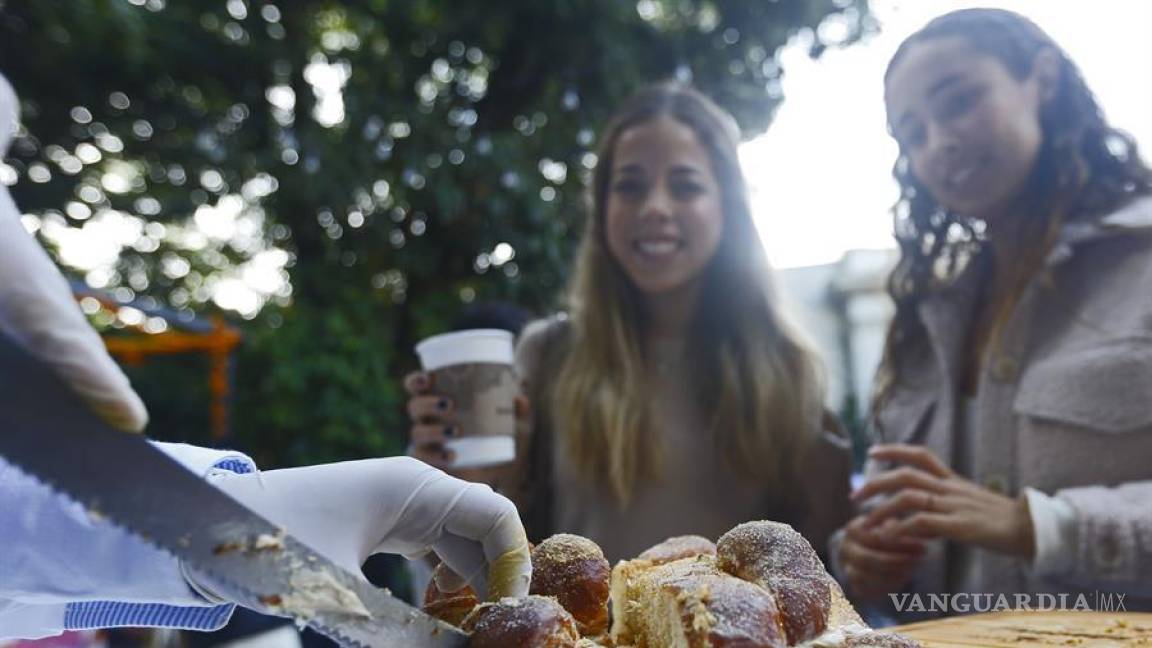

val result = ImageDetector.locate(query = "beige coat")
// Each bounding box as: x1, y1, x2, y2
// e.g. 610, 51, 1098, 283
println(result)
865, 195, 1152, 619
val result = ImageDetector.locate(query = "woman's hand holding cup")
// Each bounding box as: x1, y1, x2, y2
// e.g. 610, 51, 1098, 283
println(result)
406, 328, 530, 497
405, 370, 459, 470
404, 369, 530, 493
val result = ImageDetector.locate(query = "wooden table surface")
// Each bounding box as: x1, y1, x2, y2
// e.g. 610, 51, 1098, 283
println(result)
890, 611, 1152, 647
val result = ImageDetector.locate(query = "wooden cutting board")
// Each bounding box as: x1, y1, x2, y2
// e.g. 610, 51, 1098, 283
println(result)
890, 611, 1152, 647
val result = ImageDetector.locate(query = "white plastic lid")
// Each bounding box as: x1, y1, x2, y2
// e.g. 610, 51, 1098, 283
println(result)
415, 328, 515, 370
446, 436, 515, 468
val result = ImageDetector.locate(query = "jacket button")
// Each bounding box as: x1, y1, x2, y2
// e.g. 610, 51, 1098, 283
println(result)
983, 475, 1007, 494
990, 356, 1019, 383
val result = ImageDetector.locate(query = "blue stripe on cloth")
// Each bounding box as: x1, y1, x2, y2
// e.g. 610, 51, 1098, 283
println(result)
63, 455, 255, 632
64, 601, 233, 631
212, 458, 254, 475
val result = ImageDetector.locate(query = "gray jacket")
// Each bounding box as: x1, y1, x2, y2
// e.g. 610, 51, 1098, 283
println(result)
865, 195, 1152, 618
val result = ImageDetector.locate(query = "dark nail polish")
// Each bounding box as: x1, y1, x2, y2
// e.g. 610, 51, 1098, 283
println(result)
437, 398, 450, 411
444, 426, 457, 438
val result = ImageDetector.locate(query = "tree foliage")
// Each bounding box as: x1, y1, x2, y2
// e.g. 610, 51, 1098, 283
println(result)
0, 0, 871, 466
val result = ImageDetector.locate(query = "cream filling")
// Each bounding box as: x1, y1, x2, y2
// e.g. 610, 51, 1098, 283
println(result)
273, 567, 372, 623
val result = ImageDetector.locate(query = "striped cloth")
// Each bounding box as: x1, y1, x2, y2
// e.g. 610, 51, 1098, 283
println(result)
61, 456, 255, 632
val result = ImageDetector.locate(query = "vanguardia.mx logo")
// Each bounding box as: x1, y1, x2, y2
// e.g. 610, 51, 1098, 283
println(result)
889, 591, 1128, 614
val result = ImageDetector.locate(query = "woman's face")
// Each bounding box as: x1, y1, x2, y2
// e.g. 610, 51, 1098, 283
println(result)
885, 36, 1048, 223
604, 116, 724, 298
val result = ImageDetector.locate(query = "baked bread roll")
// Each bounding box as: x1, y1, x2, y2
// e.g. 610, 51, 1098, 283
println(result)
463, 594, 581, 647
609, 534, 716, 644
530, 534, 611, 636
462, 524, 918, 648
422, 562, 480, 627
637, 535, 717, 564
716, 521, 831, 644
611, 554, 787, 647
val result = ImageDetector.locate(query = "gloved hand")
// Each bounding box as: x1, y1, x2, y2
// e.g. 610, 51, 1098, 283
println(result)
196, 456, 531, 601
0, 73, 148, 434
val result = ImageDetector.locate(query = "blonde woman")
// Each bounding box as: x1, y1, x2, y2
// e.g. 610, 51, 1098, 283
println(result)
408, 83, 851, 562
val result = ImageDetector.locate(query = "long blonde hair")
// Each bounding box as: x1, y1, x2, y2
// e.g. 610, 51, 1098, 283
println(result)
551, 83, 826, 504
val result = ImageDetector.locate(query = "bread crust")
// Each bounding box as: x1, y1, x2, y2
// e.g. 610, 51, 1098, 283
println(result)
531, 534, 612, 636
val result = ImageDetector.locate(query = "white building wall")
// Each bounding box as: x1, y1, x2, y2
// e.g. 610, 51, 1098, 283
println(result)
777, 249, 897, 424
774, 263, 847, 410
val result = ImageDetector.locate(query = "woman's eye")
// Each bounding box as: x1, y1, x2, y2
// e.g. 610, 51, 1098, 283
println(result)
937, 87, 981, 120
612, 180, 644, 196
671, 182, 703, 199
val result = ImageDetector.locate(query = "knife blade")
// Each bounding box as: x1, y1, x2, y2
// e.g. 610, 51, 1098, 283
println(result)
0, 334, 467, 647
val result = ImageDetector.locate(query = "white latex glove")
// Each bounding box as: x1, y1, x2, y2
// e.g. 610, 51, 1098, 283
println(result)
0, 73, 148, 433
203, 456, 531, 600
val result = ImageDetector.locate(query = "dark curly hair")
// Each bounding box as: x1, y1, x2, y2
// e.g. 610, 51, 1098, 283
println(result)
873, 8, 1152, 422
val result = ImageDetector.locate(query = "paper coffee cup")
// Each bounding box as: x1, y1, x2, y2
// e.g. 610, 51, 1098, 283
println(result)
415, 329, 517, 468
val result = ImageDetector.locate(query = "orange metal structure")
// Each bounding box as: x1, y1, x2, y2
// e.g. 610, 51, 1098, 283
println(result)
74, 286, 242, 441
